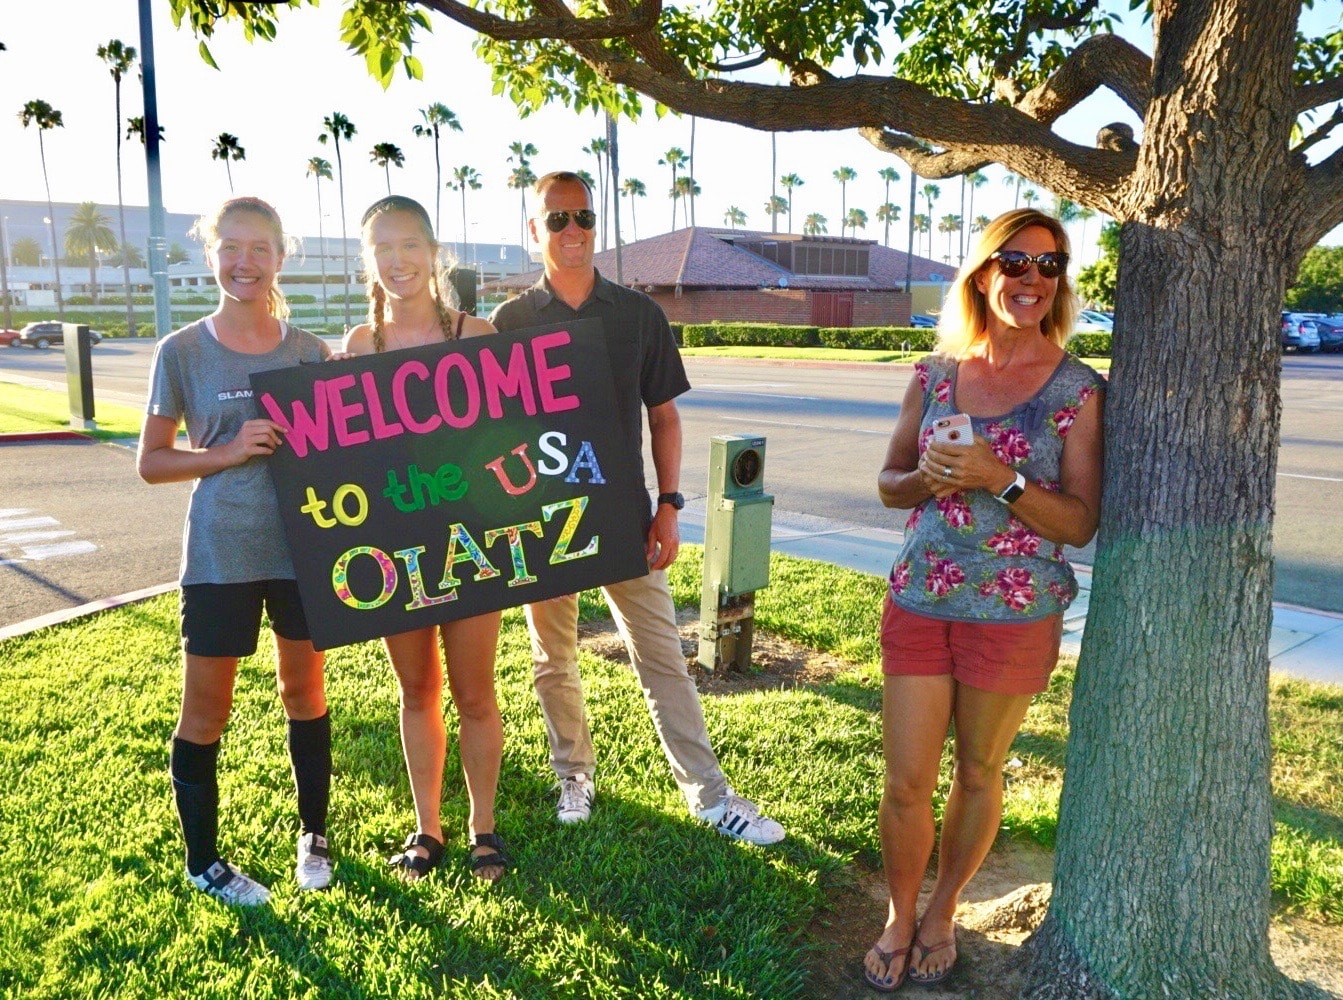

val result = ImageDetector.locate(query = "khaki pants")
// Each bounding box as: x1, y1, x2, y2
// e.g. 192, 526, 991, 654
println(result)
524, 570, 728, 814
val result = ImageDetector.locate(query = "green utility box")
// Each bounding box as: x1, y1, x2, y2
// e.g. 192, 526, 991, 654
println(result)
698, 435, 773, 671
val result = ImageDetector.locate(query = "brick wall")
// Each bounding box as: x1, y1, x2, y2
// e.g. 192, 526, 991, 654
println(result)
650, 288, 912, 326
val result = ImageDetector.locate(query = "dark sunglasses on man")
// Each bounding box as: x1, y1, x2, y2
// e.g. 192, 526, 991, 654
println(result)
988, 250, 1069, 278
541, 209, 598, 233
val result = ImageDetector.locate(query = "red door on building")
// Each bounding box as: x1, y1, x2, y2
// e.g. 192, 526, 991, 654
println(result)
811, 291, 854, 327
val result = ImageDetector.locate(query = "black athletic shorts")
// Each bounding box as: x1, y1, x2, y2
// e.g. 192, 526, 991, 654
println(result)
180, 579, 312, 657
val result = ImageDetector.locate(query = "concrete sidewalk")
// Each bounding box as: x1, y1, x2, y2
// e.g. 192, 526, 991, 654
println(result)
678, 503, 1343, 688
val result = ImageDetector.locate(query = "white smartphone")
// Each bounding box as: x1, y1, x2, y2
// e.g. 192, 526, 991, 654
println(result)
932, 413, 972, 445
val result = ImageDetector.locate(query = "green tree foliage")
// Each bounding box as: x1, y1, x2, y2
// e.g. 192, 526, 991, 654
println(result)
166, 243, 189, 266
1285, 245, 1343, 312
210, 132, 245, 192
1076, 221, 1120, 308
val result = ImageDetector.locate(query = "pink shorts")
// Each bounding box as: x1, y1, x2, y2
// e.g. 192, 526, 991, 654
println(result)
880, 595, 1064, 695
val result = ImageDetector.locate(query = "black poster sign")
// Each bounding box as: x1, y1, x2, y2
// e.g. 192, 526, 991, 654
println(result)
249, 320, 649, 649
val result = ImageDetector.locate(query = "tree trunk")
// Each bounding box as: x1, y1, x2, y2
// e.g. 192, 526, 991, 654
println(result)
1021, 224, 1327, 999
114, 81, 135, 336
1022, 4, 1326, 993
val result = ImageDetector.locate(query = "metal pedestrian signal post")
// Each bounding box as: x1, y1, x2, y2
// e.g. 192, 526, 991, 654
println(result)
698, 434, 773, 671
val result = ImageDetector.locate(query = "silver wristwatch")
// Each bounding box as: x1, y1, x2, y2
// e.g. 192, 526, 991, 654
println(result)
994, 471, 1026, 505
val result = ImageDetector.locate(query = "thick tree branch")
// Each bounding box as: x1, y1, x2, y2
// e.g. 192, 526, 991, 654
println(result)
1294, 103, 1343, 159
1296, 74, 1343, 113
1294, 149, 1343, 248
415, 0, 660, 41
1011, 33, 1152, 122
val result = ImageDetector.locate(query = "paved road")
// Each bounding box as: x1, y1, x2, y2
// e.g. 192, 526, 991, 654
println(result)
2, 340, 1341, 620
0, 438, 190, 627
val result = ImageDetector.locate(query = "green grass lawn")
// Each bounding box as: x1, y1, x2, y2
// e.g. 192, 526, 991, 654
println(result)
0, 549, 1337, 997
0, 381, 143, 439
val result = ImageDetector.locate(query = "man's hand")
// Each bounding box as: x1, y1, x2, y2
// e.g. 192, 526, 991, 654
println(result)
646, 503, 680, 570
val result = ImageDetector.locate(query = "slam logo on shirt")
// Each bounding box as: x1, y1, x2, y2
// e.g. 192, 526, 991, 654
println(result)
218, 389, 254, 401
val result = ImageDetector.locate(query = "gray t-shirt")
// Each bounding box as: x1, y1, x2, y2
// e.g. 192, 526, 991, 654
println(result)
146, 320, 330, 585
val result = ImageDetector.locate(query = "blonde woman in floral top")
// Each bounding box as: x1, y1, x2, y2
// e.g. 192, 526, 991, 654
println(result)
864, 210, 1104, 992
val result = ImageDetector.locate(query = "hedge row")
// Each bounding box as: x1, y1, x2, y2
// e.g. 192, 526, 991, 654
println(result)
674, 321, 1112, 356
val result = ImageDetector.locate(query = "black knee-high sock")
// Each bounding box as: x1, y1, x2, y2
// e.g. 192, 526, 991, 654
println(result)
170, 737, 221, 877
288, 712, 331, 837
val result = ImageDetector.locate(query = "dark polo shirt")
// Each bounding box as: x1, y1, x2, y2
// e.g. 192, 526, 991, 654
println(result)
490, 270, 690, 521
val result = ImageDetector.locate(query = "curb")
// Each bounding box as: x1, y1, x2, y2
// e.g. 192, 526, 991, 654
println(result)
0, 430, 94, 443
0, 582, 178, 643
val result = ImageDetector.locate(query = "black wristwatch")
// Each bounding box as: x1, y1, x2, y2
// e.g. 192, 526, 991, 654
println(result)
657, 492, 685, 510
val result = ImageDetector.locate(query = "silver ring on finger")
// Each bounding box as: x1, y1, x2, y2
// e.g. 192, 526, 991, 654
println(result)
943, 466, 952, 478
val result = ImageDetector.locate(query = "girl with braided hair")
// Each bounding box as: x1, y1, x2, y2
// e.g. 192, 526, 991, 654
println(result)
343, 196, 509, 881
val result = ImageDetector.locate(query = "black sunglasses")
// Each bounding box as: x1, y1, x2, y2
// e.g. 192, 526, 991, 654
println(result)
989, 250, 1069, 278
541, 209, 597, 233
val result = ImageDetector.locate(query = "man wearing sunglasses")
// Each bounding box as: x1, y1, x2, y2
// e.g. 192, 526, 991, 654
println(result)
490, 170, 785, 845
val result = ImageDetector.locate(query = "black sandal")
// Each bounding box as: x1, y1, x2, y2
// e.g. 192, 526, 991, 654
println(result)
387, 832, 444, 881
469, 832, 510, 880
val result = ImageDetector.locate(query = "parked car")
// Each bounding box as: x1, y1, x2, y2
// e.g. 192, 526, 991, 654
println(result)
910, 314, 937, 328
1076, 309, 1114, 333
1314, 318, 1343, 352
0, 328, 19, 348
1281, 313, 1322, 353
16, 321, 103, 350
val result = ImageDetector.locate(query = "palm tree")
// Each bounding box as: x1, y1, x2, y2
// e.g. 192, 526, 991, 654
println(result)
584, 136, 610, 248
687, 118, 698, 227
19, 99, 66, 319
920, 183, 941, 258
621, 177, 646, 241
673, 176, 700, 227
12, 237, 42, 267
318, 111, 357, 329
369, 142, 405, 195
913, 213, 931, 258
877, 166, 901, 247
802, 212, 827, 236
507, 141, 539, 247
875, 203, 900, 245
833, 166, 857, 230
972, 214, 992, 234
723, 206, 747, 229
412, 103, 461, 237
126, 116, 163, 144
845, 208, 868, 237
64, 202, 116, 304
938, 214, 962, 261
211, 133, 245, 193
770, 133, 779, 233
1003, 172, 1025, 208
108, 242, 145, 269
448, 165, 483, 259
97, 38, 138, 335
779, 173, 804, 233
1021, 188, 1039, 210
765, 195, 788, 230
658, 147, 688, 229
306, 156, 333, 327
963, 170, 987, 261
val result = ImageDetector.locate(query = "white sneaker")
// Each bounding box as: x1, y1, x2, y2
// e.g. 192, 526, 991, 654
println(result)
699, 791, 786, 845
556, 774, 594, 824
296, 832, 333, 890
188, 860, 271, 906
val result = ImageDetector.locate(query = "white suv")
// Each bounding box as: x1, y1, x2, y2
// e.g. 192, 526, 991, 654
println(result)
1281, 313, 1322, 353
